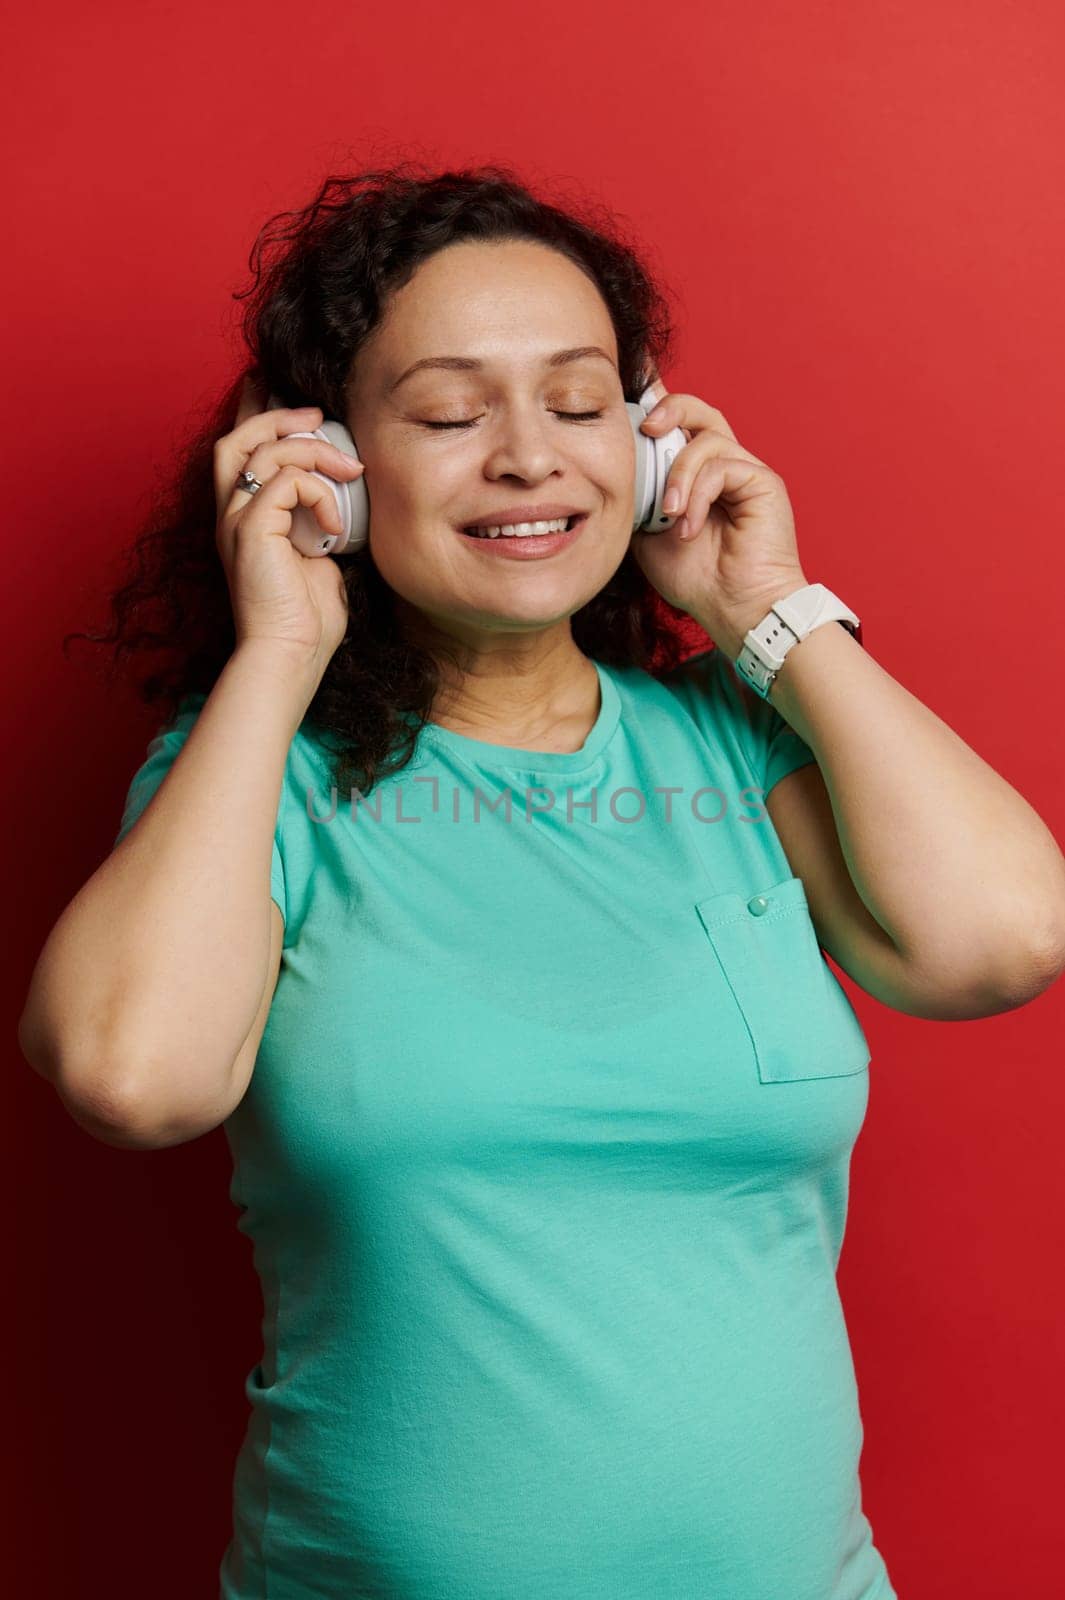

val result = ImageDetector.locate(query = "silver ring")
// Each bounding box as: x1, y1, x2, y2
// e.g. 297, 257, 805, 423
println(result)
235, 468, 264, 496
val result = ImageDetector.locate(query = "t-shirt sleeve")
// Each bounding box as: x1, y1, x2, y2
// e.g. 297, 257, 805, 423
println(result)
112, 693, 288, 931
663, 646, 819, 799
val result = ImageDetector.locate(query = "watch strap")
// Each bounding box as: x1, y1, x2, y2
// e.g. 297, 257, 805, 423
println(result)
735, 583, 862, 700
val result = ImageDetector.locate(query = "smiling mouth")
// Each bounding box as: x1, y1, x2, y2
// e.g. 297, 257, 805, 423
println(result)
458, 513, 585, 540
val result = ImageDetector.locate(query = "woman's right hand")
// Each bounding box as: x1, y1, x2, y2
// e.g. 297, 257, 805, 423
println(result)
213, 374, 366, 675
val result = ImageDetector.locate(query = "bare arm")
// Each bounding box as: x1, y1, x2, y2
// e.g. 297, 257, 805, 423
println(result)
18, 640, 319, 1143
712, 614, 1065, 1001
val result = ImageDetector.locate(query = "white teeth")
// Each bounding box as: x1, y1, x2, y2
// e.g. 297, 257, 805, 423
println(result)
465, 517, 571, 539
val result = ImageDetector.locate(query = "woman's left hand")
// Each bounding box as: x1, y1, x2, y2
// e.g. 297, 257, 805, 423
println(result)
630, 378, 811, 660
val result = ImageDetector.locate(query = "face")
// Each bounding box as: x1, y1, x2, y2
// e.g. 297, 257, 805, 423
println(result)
344, 239, 636, 659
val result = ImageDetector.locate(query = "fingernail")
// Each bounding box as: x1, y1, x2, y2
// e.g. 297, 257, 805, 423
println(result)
663, 486, 681, 513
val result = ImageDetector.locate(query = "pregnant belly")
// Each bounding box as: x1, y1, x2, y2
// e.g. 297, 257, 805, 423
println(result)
224, 1282, 884, 1600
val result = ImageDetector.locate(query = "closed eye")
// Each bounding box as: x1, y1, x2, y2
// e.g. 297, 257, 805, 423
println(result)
421, 410, 604, 430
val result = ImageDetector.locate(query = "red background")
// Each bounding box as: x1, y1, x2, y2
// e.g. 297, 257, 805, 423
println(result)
5, 1, 1065, 1593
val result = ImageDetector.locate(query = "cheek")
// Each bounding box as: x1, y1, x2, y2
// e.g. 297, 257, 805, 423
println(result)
595, 426, 636, 495
374, 449, 470, 523
366, 507, 468, 599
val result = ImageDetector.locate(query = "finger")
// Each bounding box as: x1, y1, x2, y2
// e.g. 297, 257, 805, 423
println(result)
679, 457, 764, 540
218, 464, 344, 566
242, 434, 363, 486
643, 395, 740, 445
232, 462, 345, 533
214, 402, 326, 513
663, 430, 768, 516
640, 389, 692, 446
676, 459, 727, 541
216, 439, 363, 557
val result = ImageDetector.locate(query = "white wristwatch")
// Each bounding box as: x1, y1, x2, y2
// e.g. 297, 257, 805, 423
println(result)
734, 583, 863, 700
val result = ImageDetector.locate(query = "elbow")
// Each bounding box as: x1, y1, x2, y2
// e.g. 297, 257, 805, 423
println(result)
895, 923, 1065, 1020
959, 924, 1065, 1017
50, 1056, 231, 1151
25, 1037, 176, 1150
997, 924, 1065, 1007
17, 1002, 140, 1138
18, 1008, 209, 1150
51, 1070, 166, 1150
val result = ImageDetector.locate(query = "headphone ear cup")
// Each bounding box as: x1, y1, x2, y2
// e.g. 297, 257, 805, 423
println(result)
314, 418, 369, 556
626, 401, 654, 531
627, 389, 686, 534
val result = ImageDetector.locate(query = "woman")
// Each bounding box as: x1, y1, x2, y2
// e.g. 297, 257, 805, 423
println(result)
20, 162, 1065, 1600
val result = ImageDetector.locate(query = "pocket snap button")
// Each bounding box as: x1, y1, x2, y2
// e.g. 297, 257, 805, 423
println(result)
747, 895, 770, 916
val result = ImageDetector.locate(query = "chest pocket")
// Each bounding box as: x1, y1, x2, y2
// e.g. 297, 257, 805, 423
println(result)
695, 874, 870, 1084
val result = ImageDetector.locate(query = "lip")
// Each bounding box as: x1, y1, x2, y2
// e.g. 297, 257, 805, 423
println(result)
457, 513, 588, 559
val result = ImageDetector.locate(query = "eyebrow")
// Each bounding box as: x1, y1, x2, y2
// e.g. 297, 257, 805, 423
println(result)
387, 345, 616, 395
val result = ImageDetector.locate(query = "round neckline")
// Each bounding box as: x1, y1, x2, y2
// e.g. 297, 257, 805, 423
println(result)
418, 657, 621, 773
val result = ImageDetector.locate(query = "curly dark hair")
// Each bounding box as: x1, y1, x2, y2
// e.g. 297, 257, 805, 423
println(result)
66, 157, 712, 797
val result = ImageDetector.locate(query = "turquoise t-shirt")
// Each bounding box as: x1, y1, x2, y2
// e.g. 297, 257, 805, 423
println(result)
114, 646, 897, 1600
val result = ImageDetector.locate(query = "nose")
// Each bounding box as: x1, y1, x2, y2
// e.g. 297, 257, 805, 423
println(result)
482, 403, 567, 482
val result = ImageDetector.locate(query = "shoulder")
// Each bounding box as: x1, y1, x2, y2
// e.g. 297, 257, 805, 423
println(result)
634, 646, 818, 799
631, 645, 766, 750
656, 646, 771, 733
